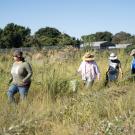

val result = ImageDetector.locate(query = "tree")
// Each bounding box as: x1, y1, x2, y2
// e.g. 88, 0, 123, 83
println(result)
35, 27, 61, 38
131, 36, 135, 45
81, 34, 96, 44
0, 23, 31, 48
112, 31, 131, 44
58, 33, 74, 46
35, 28, 80, 47
35, 27, 61, 46
0, 28, 2, 36
81, 34, 96, 48
95, 31, 112, 42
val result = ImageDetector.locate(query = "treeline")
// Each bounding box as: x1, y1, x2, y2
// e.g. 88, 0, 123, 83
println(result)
0, 23, 80, 48
0, 23, 135, 49
81, 31, 135, 45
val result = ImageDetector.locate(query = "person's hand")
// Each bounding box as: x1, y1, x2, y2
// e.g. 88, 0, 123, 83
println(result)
97, 74, 100, 81
120, 72, 123, 78
8, 80, 12, 86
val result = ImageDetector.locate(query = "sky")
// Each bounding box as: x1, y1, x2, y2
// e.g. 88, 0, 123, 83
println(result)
0, 0, 135, 38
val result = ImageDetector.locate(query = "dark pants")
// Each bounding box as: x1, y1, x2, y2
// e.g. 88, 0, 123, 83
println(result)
108, 72, 119, 81
105, 71, 118, 86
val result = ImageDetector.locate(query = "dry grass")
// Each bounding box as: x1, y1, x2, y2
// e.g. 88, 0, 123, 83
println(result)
0, 49, 135, 135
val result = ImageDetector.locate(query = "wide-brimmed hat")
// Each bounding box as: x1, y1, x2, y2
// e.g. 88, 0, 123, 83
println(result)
109, 53, 117, 60
82, 52, 95, 61
13, 50, 23, 58
130, 49, 135, 56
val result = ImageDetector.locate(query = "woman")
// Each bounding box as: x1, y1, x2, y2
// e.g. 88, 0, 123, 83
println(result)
78, 52, 100, 89
106, 53, 123, 82
7, 50, 33, 103
130, 49, 135, 80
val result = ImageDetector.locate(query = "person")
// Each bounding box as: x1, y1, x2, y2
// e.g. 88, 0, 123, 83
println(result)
77, 52, 100, 89
7, 50, 33, 103
106, 53, 123, 84
130, 49, 135, 80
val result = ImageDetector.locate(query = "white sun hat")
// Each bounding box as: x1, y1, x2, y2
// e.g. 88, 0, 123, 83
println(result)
109, 53, 117, 60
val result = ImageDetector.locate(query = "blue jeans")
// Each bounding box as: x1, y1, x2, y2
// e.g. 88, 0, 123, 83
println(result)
7, 84, 30, 103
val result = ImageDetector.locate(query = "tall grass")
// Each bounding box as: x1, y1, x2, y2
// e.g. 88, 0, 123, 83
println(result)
0, 49, 135, 135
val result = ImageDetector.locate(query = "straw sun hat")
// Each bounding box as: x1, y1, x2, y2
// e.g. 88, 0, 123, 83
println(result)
82, 52, 95, 61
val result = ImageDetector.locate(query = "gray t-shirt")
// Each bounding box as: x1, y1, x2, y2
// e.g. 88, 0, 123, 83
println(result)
11, 62, 33, 86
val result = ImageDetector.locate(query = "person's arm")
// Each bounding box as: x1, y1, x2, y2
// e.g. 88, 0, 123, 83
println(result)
8, 63, 14, 85
119, 62, 123, 77
8, 76, 13, 85
23, 62, 33, 82
94, 62, 100, 80
77, 62, 83, 73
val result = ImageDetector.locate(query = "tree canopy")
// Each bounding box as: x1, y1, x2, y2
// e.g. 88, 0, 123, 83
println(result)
81, 31, 112, 44
0, 23, 31, 48
112, 31, 131, 44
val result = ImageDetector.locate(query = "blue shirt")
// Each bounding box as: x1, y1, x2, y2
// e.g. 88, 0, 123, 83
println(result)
131, 58, 135, 69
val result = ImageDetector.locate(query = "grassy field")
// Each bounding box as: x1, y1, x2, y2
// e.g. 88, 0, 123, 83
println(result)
0, 49, 135, 135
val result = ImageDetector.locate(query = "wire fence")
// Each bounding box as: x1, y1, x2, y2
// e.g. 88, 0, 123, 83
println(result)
0, 46, 76, 54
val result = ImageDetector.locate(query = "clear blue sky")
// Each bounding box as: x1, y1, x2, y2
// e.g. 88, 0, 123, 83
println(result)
0, 0, 135, 38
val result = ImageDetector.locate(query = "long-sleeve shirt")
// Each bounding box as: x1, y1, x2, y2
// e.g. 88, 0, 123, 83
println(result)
131, 58, 135, 74
78, 61, 100, 81
11, 61, 33, 86
131, 58, 135, 69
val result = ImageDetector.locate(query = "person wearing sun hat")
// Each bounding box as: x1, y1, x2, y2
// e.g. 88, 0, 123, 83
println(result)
7, 50, 33, 103
106, 52, 123, 83
109, 53, 118, 60
82, 52, 95, 61
77, 52, 100, 89
130, 49, 135, 78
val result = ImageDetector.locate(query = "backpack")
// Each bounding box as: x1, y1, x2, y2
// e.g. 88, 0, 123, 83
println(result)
108, 66, 118, 75
108, 60, 119, 75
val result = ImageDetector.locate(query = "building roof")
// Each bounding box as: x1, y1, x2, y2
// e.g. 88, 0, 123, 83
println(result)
91, 41, 107, 47
108, 43, 131, 49
115, 44, 131, 48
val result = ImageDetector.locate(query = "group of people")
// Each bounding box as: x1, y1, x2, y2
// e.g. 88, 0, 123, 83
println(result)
77, 49, 135, 89
6, 49, 135, 103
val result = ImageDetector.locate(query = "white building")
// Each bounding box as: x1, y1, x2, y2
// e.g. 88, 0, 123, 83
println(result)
80, 41, 115, 49
108, 43, 131, 49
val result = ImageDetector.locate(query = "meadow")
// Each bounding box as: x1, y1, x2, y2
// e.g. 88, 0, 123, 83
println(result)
0, 48, 135, 135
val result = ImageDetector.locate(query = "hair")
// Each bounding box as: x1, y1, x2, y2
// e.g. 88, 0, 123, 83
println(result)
13, 50, 25, 62
15, 56, 25, 62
